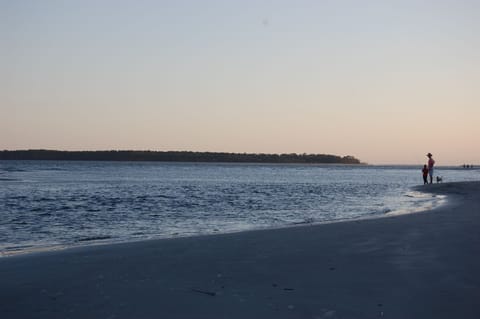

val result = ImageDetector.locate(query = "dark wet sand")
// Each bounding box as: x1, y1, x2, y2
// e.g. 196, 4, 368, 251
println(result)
1, 182, 479, 319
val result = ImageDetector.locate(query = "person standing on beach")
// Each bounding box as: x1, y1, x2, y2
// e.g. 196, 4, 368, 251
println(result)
427, 153, 435, 184
422, 165, 429, 185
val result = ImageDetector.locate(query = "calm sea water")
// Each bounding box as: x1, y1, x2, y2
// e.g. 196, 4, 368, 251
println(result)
1, 161, 479, 256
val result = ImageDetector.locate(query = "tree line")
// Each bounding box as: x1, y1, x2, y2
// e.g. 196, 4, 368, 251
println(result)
0, 150, 362, 164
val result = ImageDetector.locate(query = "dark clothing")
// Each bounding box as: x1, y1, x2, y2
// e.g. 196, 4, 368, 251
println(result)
422, 167, 429, 185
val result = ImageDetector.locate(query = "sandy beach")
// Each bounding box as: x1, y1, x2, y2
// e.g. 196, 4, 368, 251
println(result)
1, 181, 479, 319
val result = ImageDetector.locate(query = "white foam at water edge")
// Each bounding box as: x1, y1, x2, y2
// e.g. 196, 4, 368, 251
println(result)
386, 191, 447, 217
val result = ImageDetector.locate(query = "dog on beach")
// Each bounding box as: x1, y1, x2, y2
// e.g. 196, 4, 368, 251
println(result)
436, 176, 443, 183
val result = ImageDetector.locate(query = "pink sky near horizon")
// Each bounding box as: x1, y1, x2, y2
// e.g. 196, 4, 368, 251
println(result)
2, 1, 479, 165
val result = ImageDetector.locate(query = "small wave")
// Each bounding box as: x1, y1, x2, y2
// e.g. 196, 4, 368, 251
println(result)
12, 220, 29, 225
76, 235, 113, 242
4, 244, 34, 251
86, 208, 101, 212
38, 212, 52, 217
404, 191, 434, 199
157, 194, 176, 199
131, 232, 145, 236
1, 167, 27, 172
380, 208, 392, 214
0, 178, 18, 181
292, 217, 315, 225
8, 195, 28, 200
39, 168, 66, 171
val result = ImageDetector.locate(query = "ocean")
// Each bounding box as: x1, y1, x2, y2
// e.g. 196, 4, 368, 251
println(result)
1, 160, 478, 256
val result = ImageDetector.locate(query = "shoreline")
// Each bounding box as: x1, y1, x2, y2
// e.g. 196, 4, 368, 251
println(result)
1, 181, 479, 318
1, 185, 446, 259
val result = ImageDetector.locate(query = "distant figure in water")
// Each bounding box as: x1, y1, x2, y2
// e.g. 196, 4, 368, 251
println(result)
427, 153, 435, 184
422, 165, 429, 185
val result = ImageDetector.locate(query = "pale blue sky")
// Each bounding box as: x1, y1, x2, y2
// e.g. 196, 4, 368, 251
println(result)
2, 0, 479, 164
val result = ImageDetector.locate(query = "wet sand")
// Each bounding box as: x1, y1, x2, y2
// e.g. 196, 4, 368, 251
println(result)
1, 182, 479, 319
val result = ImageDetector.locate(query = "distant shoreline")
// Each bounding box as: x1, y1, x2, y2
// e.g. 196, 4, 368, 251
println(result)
0, 150, 362, 164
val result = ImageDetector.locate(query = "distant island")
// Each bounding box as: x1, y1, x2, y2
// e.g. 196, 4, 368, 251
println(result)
0, 150, 362, 164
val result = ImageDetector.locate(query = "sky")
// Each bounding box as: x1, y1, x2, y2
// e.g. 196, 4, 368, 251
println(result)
1, 0, 479, 165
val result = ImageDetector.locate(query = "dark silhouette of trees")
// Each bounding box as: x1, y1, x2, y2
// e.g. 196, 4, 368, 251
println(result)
0, 150, 362, 164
